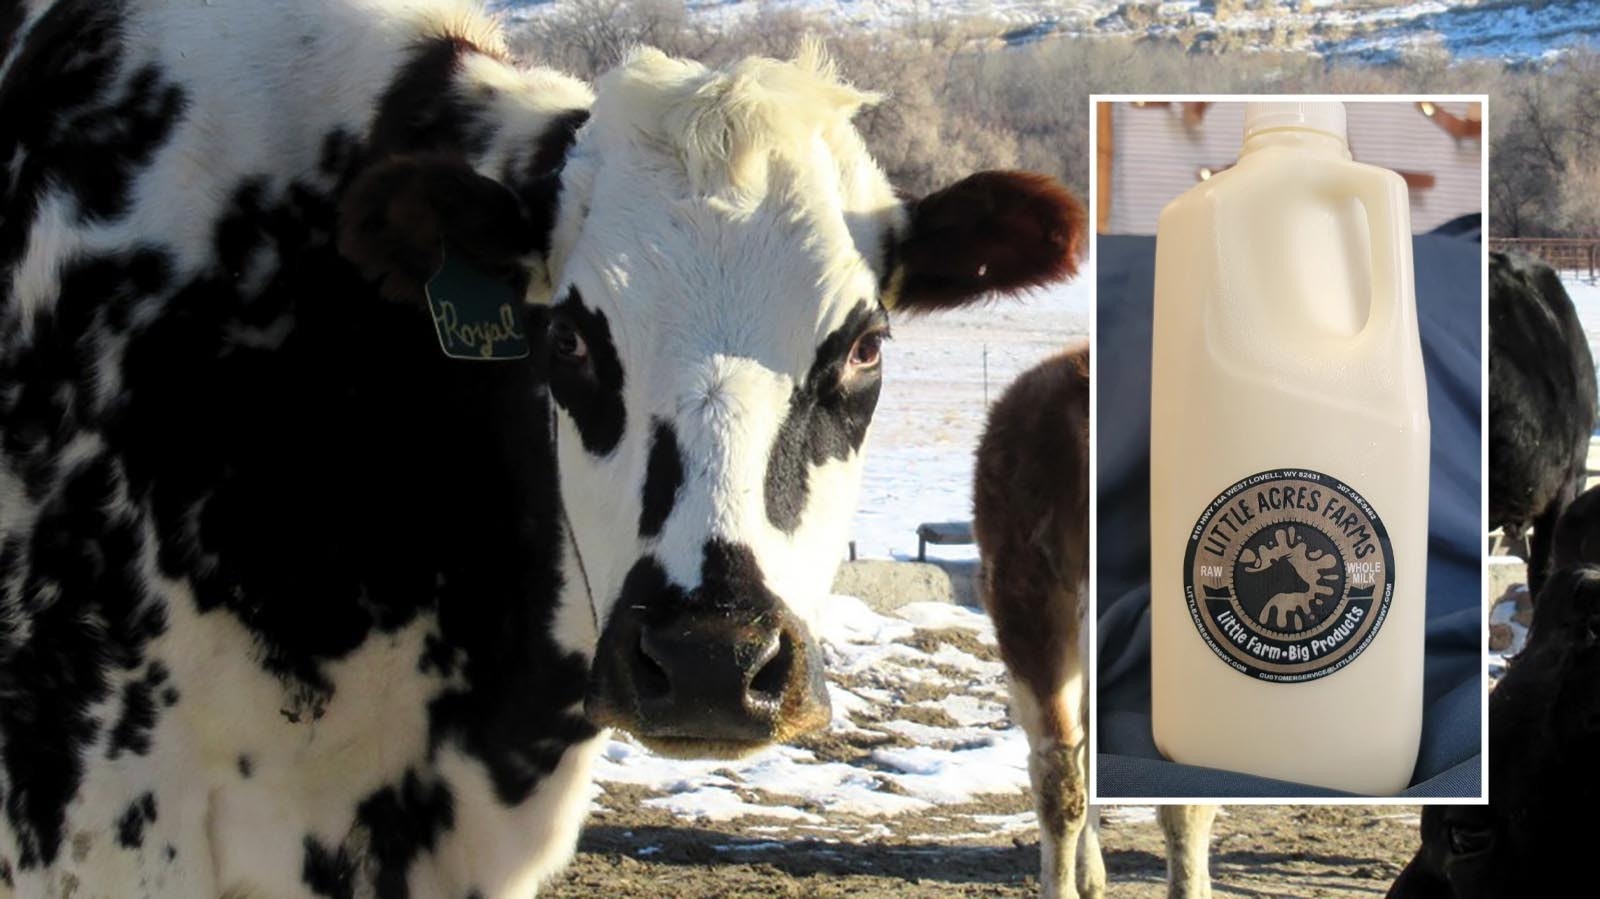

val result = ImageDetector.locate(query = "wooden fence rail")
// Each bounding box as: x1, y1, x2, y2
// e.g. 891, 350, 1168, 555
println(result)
1491, 237, 1600, 280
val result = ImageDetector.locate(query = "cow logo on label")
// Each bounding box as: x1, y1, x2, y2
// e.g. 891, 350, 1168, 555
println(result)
1183, 468, 1394, 682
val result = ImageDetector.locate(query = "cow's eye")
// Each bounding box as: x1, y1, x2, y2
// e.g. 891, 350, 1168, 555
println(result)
848, 329, 887, 369
1448, 824, 1493, 856
550, 317, 588, 364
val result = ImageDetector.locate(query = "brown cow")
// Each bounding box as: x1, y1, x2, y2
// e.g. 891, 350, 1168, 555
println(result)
974, 343, 1216, 898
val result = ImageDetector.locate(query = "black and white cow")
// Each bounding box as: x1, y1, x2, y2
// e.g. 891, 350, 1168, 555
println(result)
1489, 251, 1597, 598
1387, 563, 1600, 898
0, 2, 1083, 896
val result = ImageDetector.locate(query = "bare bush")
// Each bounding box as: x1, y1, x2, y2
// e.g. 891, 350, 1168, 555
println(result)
503, 6, 1598, 235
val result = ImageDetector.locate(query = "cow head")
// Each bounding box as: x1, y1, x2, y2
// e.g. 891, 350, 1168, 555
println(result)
1388, 565, 1600, 898
339, 45, 1082, 759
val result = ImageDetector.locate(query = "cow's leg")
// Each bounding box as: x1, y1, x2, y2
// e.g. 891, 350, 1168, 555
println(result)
1529, 505, 1558, 599
1011, 677, 1085, 899
1008, 613, 1097, 899
1530, 473, 1582, 599
1158, 804, 1217, 899
1076, 805, 1105, 896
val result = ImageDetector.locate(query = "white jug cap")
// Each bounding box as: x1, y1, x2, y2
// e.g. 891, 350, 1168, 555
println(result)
1243, 101, 1347, 142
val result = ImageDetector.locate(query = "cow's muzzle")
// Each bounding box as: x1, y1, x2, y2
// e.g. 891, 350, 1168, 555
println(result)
585, 562, 831, 758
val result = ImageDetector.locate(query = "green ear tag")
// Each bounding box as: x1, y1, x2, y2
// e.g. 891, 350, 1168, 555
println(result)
425, 254, 529, 360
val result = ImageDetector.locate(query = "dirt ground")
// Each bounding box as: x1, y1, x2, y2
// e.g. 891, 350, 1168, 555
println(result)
544, 800, 1415, 897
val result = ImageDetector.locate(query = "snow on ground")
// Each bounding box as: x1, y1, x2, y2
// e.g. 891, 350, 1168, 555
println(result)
851, 277, 1089, 560
1488, 587, 1529, 682
1566, 271, 1600, 357
585, 591, 1175, 849
587, 594, 1031, 837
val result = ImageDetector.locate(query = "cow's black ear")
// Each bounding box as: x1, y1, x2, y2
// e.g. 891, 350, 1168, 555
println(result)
886, 170, 1085, 314
337, 153, 538, 302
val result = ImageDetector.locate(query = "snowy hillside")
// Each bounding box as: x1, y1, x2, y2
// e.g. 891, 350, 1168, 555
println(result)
495, 0, 1600, 63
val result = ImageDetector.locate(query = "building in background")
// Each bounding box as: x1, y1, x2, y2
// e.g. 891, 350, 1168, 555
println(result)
1098, 100, 1482, 235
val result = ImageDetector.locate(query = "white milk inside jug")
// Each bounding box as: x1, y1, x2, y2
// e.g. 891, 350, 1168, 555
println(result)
1149, 101, 1430, 795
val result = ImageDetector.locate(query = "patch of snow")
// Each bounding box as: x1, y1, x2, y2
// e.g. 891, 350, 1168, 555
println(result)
894, 601, 997, 635
643, 786, 825, 823
870, 729, 1032, 804
930, 692, 1011, 728
1100, 805, 1158, 826
968, 811, 1039, 832
813, 594, 918, 646
1489, 589, 1529, 682
585, 596, 1034, 832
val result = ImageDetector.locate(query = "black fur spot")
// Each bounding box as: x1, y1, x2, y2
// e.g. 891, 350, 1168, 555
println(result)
764, 302, 885, 532
107, 661, 170, 759
529, 110, 588, 179
115, 792, 156, 850
877, 226, 900, 293
699, 540, 773, 603
609, 543, 774, 622
357, 771, 455, 899
318, 128, 362, 181
418, 633, 457, 677
302, 835, 355, 899
164, 844, 176, 862
546, 289, 626, 457
512, 108, 588, 260
300, 772, 466, 899
237, 756, 252, 779
616, 554, 677, 616
368, 37, 489, 158
638, 419, 683, 538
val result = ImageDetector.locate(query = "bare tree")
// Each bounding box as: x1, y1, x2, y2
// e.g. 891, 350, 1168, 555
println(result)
501, 5, 1599, 236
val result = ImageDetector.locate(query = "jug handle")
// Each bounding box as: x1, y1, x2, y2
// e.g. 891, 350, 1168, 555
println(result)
1348, 170, 1412, 346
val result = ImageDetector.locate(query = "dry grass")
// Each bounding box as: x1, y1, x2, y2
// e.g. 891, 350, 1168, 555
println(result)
507, 4, 1600, 236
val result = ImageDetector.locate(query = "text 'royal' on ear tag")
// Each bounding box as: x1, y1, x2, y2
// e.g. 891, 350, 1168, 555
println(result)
425, 253, 529, 361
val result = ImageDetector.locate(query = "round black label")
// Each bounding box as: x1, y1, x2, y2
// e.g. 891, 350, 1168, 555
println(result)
1182, 468, 1394, 682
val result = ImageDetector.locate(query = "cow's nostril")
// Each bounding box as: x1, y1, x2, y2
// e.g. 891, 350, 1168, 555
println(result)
748, 631, 793, 702
633, 639, 671, 700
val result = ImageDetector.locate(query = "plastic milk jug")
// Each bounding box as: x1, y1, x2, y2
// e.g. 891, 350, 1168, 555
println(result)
1148, 101, 1430, 795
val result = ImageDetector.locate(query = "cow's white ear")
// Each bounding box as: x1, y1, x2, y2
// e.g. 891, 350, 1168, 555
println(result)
337, 153, 539, 303
884, 170, 1085, 314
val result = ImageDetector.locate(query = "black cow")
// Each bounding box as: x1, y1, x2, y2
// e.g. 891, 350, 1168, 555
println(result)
1388, 564, 1600, 897
1489, 251, 1596, 597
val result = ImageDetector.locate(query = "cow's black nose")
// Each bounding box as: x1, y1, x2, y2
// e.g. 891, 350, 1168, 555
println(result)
585, 550, 832, 757
628, 605, 804, 741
